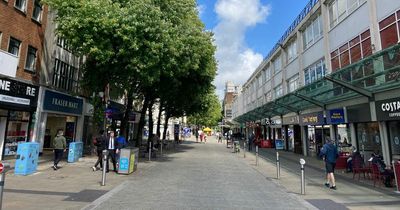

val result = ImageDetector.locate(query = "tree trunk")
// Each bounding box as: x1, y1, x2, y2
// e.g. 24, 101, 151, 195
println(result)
162, 111, 171, 140
120, 89, 134, 141
148, 100, 154, 136
136, 97, 149, 146
156, 100, 163, 137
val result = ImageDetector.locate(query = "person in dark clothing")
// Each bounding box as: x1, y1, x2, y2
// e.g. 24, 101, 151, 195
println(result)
371, 153, 395, 187
106, 130, 118, 172
92, 130, 106, 171
53, 129, 66, 170
320, 139, 339, 190
248, 132, 254, 151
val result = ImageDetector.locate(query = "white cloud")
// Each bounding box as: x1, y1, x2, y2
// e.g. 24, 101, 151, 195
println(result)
213, 0, 270, 99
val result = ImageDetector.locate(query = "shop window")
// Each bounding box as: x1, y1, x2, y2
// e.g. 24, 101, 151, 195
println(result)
8, 37, 21, 56
4, 111, 30, 156
25, 46, 37, 72
388, 121, 400, 161
357, 122, 381, 154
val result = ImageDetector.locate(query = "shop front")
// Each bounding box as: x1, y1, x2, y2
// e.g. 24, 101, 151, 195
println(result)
0, 77, 38, 158
375, 97, 400, 161
326, 108, 352, 153
300, 111, 327, 157
282, 115, 301, 153
37, 89, 84, 152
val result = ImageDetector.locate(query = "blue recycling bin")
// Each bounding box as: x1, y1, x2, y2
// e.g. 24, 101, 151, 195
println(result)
14, 142, 39, 175
68, 142, 83, 163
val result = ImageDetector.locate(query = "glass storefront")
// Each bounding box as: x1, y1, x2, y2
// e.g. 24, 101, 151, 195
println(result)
388, 121, 400, 161
337, 124, 352, 153
307, 125, 331, 157
357, 122, 381, 155
44, 115, 76, 149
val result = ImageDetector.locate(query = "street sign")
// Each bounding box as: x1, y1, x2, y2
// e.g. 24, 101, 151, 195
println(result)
0, 163, 3, 173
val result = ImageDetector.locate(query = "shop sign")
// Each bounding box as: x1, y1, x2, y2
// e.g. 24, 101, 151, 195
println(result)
265, 119, 281, 126
43, 90, 83, 115
282, 116, 299, 125
300, 112, 324, 126
0, 78, 38, 108
275, 139, 284, 150
376, 98, 400, 121
326, 109, 345, 124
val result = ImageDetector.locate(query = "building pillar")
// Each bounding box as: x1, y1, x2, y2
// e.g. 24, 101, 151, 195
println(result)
301, 126, 308, 156
350, 123, 357, 149
379, 121, 390, 165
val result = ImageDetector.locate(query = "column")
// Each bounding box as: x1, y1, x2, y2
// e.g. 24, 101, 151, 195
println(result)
301, 126, 308, 156
350, 123, 357, 149
379, 121, 391, 165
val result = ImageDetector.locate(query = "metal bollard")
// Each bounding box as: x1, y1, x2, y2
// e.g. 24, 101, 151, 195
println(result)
276, 151, 280, 179
243, 141, 246, 158
101, 150, 108, 186
256, 145, 259, 166
0, 162, 10, 210
300, 158, 306, 195
149, 142, 152, 161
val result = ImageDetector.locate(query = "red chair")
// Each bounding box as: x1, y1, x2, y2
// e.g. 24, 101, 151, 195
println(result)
352, 158, 369, 180
371, 163, 384, 187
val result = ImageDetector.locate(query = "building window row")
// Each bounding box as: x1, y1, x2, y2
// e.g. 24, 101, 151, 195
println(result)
274, 84, 283, 98
52, 59, 78, 92
287, 40, 297, 62
57, 37, 72, 51
11, 0, 43, 22
328, 0, 366, 29
330, 29, 371, 71
7, 37, 38, 73
304, 59, 326, 85
287, 74, 299, 93
273, 55, 282, 72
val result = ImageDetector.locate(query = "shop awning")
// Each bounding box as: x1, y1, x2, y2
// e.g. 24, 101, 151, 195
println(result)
235, 43, 400, 123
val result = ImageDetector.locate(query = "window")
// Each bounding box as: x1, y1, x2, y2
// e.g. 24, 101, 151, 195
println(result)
274, 84, 283, 98
330, 29, 371, 71
328, 0, 366, 28
304, 59, 326, 85
57, 37, 72, 51
273, 56, 282, 72
379, 12, 400, 50
287, 40, 297, 62
265, 91, 272, 102
287, 74, 299, 93
52, 59, 78, 92
303, 15, 323, 49
14, 0, 26, 12
258, 75, 262, 88
32, 0, 43, 22
25, 46, 37, 72
265, 66, 271, 81
8, 37, 21, 56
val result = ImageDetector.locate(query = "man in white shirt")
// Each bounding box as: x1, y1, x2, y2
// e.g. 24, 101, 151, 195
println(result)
106, 131, 118, 172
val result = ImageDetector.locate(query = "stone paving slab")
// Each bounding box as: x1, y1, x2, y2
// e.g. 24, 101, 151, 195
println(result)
85, 138, 316, 210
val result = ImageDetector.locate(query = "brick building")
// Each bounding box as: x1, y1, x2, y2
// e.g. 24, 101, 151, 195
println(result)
0, 0, 48, 157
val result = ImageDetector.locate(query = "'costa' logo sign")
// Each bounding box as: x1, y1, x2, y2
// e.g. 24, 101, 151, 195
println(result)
381, 101, 400, 112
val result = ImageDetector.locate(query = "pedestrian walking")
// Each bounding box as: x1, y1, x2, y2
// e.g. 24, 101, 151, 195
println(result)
53, 129, 66, 170
106, 130, 118, 173
92, 130, 106, 171
320, 139, 339, 190
248, 132, 254, 151
195, 129, 199, 142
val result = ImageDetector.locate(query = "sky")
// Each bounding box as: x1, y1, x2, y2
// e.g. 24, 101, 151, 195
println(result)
196, 0, 310, 99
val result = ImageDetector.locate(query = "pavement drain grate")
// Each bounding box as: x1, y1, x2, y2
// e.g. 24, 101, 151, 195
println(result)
306, 199, 348, 210
63, 189, 108, 202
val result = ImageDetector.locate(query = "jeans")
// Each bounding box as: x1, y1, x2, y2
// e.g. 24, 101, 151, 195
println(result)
54, 149, 64, 167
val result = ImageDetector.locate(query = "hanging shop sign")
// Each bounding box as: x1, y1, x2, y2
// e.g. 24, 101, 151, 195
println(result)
376, 98, 400, 121
282, 115, 299, 125
300, 112, 324, 126
0, 77, 38, 109
105, 100, 125, 120
43, 90, 83, 115
326, 109, 346, 124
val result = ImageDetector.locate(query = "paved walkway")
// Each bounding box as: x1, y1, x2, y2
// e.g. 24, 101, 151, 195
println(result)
84, 137, 316, 210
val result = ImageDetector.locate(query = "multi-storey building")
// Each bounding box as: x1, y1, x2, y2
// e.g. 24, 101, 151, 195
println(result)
233, 0, 400, 165
223, 81, 241, 123
0, 0, 47, 158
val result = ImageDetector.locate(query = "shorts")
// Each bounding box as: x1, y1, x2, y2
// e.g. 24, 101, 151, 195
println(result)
325, 162, 336, 173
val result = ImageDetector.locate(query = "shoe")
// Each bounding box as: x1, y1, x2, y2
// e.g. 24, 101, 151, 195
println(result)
324, 183, 330, 188
106, 170, 110, 173
330, 186, 337, 190
92, 166, 97, 171
53, 165, 58, 170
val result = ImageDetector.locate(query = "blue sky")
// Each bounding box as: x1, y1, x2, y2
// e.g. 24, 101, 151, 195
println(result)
196, 0, 309, 98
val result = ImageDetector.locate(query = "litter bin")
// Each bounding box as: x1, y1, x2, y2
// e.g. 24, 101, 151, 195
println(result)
15, 142, 39, 175
118, 147, 139, 174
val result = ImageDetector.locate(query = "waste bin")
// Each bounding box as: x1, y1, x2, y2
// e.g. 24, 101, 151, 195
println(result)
68, 142, 83, 163
118, 147, 139, 174
15, 142, 39, 175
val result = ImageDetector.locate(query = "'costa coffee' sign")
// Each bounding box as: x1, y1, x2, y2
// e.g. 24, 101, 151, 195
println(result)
376, 98, 400, 121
